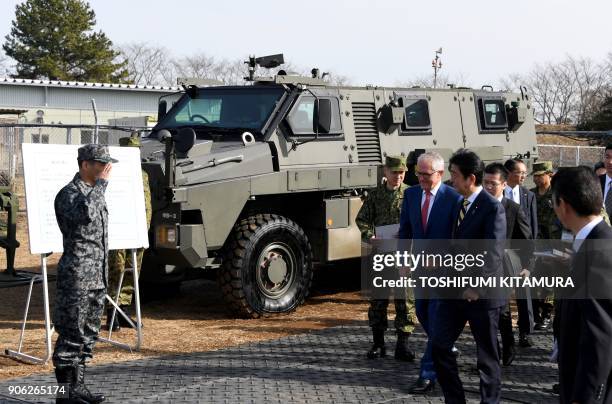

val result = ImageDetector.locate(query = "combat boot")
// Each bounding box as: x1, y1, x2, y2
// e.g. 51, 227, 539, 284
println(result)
116, 305, 139, 328
53, 366, 88, 404
394, 331, 416, 362
366, 328, 386, 359
75, 362, 106, 403
105, 308, 120, 332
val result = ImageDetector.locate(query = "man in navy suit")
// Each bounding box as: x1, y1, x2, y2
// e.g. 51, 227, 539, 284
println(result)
503, 158, 537, 345
399, 151, 462, 394
600, 144, 612, 220
483, 163, 534, 367
552, 167, 612, 404
504, 158, 538, 239
432, 149, 506, 404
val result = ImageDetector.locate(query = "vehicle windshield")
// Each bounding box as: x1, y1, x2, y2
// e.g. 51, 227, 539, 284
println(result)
157, 86, 285, 133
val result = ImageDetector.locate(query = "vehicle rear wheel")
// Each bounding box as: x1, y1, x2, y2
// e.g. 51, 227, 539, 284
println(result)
217, 214, 313, 318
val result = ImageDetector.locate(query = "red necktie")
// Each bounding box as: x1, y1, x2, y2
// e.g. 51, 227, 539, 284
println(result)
421, 191, 431, 231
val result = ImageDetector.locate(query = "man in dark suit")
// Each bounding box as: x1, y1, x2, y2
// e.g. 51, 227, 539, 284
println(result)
399, 151, 462, 394
503, 158, 537, 347
432, 149, 506, 404
552, 166, 612, 404
504, 158, 538, 239
600, 144, 612, 220
483, 163, 534, 367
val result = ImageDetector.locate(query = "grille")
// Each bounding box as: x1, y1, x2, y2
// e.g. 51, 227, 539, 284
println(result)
351, 102, 381, 164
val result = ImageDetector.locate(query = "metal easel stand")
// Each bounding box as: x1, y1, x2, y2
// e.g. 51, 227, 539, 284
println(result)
4, 254, 54, 364
99, 249, 142, 352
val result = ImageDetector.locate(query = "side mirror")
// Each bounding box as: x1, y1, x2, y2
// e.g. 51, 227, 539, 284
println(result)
158, 100, 168, 122
173, 127, 196, 158
313, 98, 332, 134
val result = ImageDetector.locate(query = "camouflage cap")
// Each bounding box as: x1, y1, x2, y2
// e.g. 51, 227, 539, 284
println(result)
77, 144, 119, 164
531, 161, 553, 176
384, 155, 407, 172
119, 136, 141, 147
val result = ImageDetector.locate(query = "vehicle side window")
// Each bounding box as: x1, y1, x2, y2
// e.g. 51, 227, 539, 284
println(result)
399, 97, 431, 135
287, 96, 343, 136
478, 98, 507, 131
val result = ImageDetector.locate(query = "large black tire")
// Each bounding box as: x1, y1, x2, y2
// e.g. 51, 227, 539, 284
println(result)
217, 214, 314, 318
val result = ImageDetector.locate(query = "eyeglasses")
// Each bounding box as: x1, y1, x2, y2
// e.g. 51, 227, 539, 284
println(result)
483, 180, 503, 187
511, 171, 527, 176
415, 170, 440, 179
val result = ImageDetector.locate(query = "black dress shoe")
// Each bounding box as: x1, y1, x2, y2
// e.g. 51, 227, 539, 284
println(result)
367, 344, 387, 359
534, 318, 551, 331
367, 329, 386, 359
519, 333, 532, 347
409, 377, 435, 394
502, 345, 516, 366
394, 331, 415, 362
552, 383, 560, 395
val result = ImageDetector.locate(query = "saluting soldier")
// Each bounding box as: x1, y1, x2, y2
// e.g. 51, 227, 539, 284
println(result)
356, 155, 416, 361
52, 144, 117, 404
106, 136, 152, 330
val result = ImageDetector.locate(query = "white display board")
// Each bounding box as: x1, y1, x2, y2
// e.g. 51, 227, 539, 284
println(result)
22, 143, 149, 254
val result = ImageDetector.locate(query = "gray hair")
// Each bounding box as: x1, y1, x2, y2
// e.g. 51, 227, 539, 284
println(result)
417, 151, 445, 171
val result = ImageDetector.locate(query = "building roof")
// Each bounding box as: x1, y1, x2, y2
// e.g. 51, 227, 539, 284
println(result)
0, 77, 179, 92
0, 108, 28, 115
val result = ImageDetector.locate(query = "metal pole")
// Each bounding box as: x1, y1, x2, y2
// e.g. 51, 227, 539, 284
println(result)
91, 99, 99, 144
576, 146, 580, 166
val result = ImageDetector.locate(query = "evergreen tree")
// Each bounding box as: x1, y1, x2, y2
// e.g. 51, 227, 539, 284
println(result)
2, 0, 128, 82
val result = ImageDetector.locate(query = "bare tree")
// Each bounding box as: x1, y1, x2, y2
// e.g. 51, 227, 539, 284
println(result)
502, 53, 612, 125
119, 47, 354, 88
322, 70, 353, 86
395, 72, 457, 89
118, 42, 174, 86
566, 56, 609, 124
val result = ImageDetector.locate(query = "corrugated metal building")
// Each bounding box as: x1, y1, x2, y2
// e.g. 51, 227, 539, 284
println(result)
0, 77, 179, 126
0, 78, 181, 176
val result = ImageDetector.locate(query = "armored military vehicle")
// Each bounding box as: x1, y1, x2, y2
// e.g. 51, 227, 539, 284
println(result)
140, 54, 537, 317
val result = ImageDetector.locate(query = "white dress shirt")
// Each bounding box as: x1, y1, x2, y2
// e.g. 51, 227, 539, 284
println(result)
421, 181, 442, 223
506, 184, 520, 204
464, 186, 483, 214
572, 216, 603, 252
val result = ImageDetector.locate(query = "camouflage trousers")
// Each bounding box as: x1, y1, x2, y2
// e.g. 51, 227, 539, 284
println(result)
52, 288, 105, 368
368, 287, 416, 334
108, 248, 144, 306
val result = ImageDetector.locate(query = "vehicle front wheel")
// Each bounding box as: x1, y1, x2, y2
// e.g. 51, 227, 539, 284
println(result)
217, 214, 313, 318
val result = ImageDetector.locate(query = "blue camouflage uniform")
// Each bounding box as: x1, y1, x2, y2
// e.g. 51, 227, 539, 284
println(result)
52, 144, 117, 369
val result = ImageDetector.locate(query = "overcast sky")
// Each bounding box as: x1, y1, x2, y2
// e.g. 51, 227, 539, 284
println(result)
1, 0, 611, 87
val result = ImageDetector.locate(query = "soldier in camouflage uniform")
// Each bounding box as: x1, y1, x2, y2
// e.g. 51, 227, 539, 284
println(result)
52, 144, 117, 404
106, 136, 152, 331
356, 155, 416, 361
530, 161, 557, 329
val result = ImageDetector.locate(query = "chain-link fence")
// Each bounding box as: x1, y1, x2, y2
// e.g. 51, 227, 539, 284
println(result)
537, 144, 605, 169
0, 124, 149, 181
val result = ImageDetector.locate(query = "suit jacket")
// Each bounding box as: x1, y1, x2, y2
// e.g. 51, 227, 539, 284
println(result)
501, 197, 534, 275
452, 190, 507, 308
505, 185, 538, 239
558, 221, 612, 404
399, 183, 462, 240
600, 174, 607, 195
